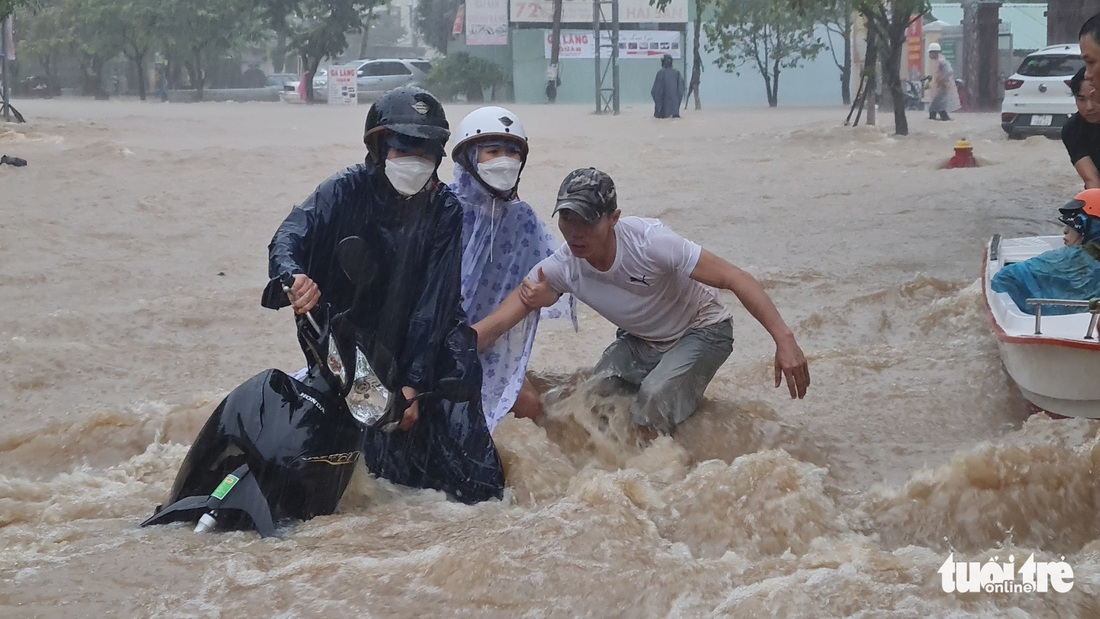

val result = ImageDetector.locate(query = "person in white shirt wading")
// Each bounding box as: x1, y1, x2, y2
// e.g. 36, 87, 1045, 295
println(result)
472, 167, 811, 441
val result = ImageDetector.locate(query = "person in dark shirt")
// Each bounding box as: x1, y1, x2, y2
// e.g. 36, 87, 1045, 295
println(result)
1061, 67, 1100, 190
1081, 12, 1100, 93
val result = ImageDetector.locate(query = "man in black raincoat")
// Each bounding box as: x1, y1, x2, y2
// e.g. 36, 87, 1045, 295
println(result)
651, 54, 685, 119
260, 86, 504, 504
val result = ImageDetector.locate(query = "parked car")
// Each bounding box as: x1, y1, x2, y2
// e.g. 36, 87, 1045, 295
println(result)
266, 72, 300, 92
1001, 43, 1084, 139
13, 74, 60, 98
311, 59, 432, 102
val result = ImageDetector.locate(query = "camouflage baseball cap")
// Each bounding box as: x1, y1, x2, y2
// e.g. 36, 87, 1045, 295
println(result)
552, 168, 618, 223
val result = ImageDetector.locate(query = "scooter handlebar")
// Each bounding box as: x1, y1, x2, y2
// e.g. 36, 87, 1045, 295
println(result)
279, 272, 322, 335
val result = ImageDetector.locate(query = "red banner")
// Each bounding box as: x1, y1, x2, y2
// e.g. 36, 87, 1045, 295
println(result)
452, 4, 465, 37
905, 18, 923, 81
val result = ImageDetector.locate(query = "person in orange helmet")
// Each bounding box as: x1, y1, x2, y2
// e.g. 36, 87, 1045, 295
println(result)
992, 188, 1100, 315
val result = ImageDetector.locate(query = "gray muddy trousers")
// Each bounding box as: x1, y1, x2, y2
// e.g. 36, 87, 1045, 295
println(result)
593, 319, 734, 433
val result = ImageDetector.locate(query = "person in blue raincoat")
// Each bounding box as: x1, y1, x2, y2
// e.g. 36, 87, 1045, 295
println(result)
448, 106, 576, 431
992, 188, 1100, 316
261, 87, 504, 504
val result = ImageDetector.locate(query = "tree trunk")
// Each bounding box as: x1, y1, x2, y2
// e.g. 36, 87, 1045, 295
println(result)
884, 21, 909, 135
359, 7, 375, 58
305, 56, 322, 104
1047, 0, 1100, 46
81, 55, 106, 98
888, 63, 908, 135
273, 32, 287, 73
688, 0, 702, 110
192, 48, 205, 101
134, 54, 147, 101
131, 53, 147, 101
862, 16, 877, 126
840, 65, 851, 105
841, 11, 852, 105
38, 53, 59, 96
961, 0, 978, 115
769, 58, 780, 107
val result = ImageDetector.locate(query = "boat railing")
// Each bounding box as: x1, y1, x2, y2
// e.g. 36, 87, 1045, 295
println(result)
1025, 298, 1100, 339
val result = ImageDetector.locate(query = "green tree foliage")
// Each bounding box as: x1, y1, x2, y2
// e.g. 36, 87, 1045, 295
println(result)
785, 0, 930, 134
821, 0, 853, 105
854, 0, 929, 135
112, 0, 161, 100
14, 0, 68, 91
257, 0, 380, 103
361, 5, 407, 50
64, 0, 126, 97
1, 0, 40, 21
704, 0, 827, 107
60, 0, 163, 99
160, 0, 254, 100
414, 0, 460, 55
426, 51, 507, 102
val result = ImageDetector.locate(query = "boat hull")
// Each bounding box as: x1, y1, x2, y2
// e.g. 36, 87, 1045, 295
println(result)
982, 235, 1100, 418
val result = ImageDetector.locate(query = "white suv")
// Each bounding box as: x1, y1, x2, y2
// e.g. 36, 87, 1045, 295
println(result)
1001, 44, 1084, 139
312, 58, 433, 102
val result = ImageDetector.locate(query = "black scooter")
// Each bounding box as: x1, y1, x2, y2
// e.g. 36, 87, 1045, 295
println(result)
142, 239, 395, 537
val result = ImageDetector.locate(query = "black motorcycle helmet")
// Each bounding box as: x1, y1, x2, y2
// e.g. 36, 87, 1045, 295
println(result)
364, 86, 450, 164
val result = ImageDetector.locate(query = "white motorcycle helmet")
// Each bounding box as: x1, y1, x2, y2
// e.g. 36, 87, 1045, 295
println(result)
451, 108, 530, 198
451, 106, 529, 163
451, 107, 528, 199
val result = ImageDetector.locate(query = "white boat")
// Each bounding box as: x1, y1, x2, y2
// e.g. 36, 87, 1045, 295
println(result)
982, 234, 1100, 418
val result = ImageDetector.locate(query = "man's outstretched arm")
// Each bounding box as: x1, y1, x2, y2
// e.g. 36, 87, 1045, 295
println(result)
689, 249, 810, 399
472, 288, 538, 353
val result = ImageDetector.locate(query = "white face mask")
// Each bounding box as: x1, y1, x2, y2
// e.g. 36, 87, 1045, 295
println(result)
476, 157, 522, 193
385, 156, 436, 196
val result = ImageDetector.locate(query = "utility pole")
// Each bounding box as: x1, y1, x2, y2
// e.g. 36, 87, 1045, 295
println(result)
1, 14, 23, 123
547, 0, 563, 102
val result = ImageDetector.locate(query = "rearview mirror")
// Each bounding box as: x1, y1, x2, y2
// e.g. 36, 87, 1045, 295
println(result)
336, 236, 376, 287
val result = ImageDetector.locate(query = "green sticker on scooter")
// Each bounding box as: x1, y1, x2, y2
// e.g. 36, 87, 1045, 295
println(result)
211, 474, 240, 500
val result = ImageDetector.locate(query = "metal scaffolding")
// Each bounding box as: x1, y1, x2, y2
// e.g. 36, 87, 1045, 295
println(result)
593, 0, 620, 115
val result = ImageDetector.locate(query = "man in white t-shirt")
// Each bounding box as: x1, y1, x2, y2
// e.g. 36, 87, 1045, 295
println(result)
473, 167, 810, 439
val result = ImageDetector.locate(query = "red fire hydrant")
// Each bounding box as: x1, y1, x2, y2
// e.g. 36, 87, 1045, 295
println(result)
945, 138, 978, 169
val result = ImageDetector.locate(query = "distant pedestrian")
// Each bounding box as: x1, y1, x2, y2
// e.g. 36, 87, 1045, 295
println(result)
927, 43, 960, 121
155, 63, 168, 103
651, 54, 684, 119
